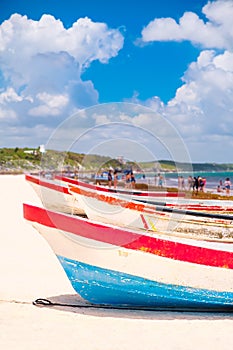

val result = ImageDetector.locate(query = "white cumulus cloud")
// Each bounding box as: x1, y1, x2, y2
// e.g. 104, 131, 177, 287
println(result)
141, 0, 233, 50
137, 0, 233, 162
0, 14, 124, 147
0, 87, 23, 104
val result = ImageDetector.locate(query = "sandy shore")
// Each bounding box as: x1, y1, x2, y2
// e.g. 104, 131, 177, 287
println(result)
1, 175, 233, 349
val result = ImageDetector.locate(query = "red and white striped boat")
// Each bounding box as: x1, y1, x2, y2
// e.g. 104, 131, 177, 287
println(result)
69, 183, 233, 241
55, 175, 186, 201
26, 174, 233, 225
25, 174, 85, 215
57, 175, 233, 213
23, 202, 233, 310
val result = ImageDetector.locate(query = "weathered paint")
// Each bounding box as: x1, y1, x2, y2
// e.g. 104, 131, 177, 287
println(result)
23, 203, 233, 309
69, 184, 233, 239
23, 204, 233, 269
25, 174, 85, 215
58, 255, 233, 309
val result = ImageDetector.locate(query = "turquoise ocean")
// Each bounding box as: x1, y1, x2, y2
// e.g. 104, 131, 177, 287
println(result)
139, 171, 233, 191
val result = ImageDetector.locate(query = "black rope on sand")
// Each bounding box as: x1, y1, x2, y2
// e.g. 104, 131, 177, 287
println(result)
32, 298, 233, 313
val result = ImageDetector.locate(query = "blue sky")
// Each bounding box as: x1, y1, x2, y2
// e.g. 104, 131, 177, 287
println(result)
0, 0, 233, 163
0, 0, 206, 103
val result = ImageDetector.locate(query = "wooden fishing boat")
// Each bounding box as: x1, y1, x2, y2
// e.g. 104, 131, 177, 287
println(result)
56, 175, 233, 213
23, 203, 233, 310
69, 183, 233, 240
25, 174, 85, 215
55, 175, 186, 201
26, 173, 233, 226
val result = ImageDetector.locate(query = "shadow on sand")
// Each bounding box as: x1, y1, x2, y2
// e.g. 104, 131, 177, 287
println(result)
32, 294, 233, 321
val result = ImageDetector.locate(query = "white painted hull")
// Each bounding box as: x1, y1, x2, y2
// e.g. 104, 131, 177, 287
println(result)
26, 174, 85, 215
23, 203, 233, 309
69, 184, 233, 241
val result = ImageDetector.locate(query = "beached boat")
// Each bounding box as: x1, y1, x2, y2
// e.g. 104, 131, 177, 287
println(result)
25, 174, 85, 215
69, 184, 233, 240
23, 202, 233, 310
57, 175, 233, 213
26, 173, 233, 225
55, 175, 186, 201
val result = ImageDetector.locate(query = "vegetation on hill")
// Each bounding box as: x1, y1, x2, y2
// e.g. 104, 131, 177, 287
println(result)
141, 160, 233, 172
0, 147, 41, 172
1, 147, 233, 174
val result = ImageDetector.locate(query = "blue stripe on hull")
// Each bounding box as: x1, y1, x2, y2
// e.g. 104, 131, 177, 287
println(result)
57, 255, 233, 310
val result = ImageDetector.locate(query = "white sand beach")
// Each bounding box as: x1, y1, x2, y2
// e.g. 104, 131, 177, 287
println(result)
1, 174, 233, 350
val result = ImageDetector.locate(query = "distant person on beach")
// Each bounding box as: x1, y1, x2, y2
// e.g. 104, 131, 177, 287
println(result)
125, 170, 131, 188
158, 174, 164, 187
203, 177, 206, 191
178, 176, 185, 190
224, 177, 231, 196
74, 170, 78, 180
130, 170, 136, 189
107, 169, 113, 188
218, 179, 223, 192
181, 176, 185, 190
178, 176, 182, 190
199, 177, 205, 192
113, 169, 118, 188
187, 176, 193, 191
193, 177, 199, 192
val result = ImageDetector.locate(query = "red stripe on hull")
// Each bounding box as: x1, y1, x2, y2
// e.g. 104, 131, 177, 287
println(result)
166, 204, 233, 212
25, 174, 70, 195
56, 176, 233, 211
23, 203, 233, 269
55, 175, 185, 197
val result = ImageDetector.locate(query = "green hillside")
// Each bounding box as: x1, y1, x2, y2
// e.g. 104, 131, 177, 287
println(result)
140, 159, 233, 172
1, 147, 233, 174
